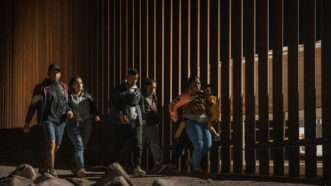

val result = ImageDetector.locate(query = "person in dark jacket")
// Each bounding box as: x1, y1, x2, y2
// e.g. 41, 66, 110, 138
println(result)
66, 76, 101, 178
111, 69, 146, 177
24, 64, 74, 176
141, 79, 167, 174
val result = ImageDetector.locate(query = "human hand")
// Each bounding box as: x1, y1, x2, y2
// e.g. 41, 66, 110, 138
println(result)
23, 123, 30, 133
67, 111, 74, 119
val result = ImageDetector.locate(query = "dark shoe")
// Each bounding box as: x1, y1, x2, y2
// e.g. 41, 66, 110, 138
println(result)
133, 167, 146, 177
151, 164, 168, 174
48, 169, 58, 177
38, 168, 48, 175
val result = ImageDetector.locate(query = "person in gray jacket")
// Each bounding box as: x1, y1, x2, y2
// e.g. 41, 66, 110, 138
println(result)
110, 68, 146, 177
141, 79, 167, 174
66, 76, 101, 178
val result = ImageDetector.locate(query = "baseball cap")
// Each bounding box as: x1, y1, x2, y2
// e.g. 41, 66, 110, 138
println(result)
48, 64, 61, 72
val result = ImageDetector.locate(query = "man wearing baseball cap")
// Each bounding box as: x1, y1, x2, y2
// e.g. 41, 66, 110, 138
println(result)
24, 63, 74, 176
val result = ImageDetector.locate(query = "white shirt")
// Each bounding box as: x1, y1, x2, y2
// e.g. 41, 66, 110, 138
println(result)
128, 85, 138, 120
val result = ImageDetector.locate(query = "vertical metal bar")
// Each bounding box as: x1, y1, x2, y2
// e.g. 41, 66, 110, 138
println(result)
171, 0, 180, 166
190, 0, 198, 75
125, 0, 129, 78
220, 0, 231, 174
164, 0, 173, 163
321, 0, 331, 184
103, 0, 109, 114
138, 0, 142, 85
141, 0, 148, 80
200, 0, 208, 85
302, 0, 317, 178
286, 0, 300, 177
232, 0, 243, 174
210, 0, 219, 96
134, 0, 140, 75
127, 0, 133, 69
156, 0, 165, 155
243, 0, 256, 175
115, 0, 121, 84
109, 0, 115, 92
121, 0, 128, 81
209, 0, 220, 174
172, 0, 180, 97
270, 0, 284, 176
148, 0, 155, 79
256, 0, 270, 176
181, 0, 189, 91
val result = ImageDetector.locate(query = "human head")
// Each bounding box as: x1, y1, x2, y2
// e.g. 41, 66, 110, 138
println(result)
187, 75, 201, 94
127, 68, 139, 87
48, 64, 61, 82
143, 78, 157, 96
69, 76, 84, 94
204, 84, 212, 95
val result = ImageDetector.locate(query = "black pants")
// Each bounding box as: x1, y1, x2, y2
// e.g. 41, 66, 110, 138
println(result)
143, 125, 162, 164
117, 121, 143, 168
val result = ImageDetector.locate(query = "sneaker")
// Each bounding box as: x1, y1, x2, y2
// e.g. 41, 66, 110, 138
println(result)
48, 169, 58, 177
76, 169, 88, 178
38, 168, 48, 175
133, 167, 146, 177
151, 164, 168, 174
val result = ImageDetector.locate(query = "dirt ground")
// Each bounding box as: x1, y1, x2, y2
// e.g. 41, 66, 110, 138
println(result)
0, 165, 318, 186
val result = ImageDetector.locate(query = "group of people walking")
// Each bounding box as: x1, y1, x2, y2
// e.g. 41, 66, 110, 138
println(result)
24, 63, 220, 178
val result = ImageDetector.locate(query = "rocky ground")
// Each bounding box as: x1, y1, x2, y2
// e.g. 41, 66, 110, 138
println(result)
0, 165, 318, 186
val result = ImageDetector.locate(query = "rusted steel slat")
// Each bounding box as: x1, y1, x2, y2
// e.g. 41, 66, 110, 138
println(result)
231, 0, 243, 174
121, 0, 128, 81
148, 0, 156, 79
164, 0, 172, 163
210, 0, 219, 97
209, 0, 220, 174
286, 0, 300, 177
321, 0, 331, 184
155, 0, 165, 155
172, 0, 180, 97
134, 0, 140, 79
270, 0, 284, 176
127, 0, 134, 70
243, 0, 256, 175
181, 0, 189, 91
200, 0, 208, 85
190, 0, 198, 75
141, 0, 148, 80
220, 0, 231, 174
302, 0, 317, 178
256, 0, 270, 176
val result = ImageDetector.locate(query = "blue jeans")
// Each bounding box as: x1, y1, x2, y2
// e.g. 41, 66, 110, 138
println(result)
42, 120, 66, 146
66, 120, 92, 170
185, 120, 212, 171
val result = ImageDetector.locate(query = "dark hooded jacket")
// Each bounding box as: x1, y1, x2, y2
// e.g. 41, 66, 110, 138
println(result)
68, 91, 98, 122
142, 92, 161, 126
110, 81, 144, 127
25, 79, 71, 124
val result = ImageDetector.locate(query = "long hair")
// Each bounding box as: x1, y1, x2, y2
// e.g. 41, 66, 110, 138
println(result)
142, 78, 156, 96
69, 76, 83, 94
184, 75, 200, 92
